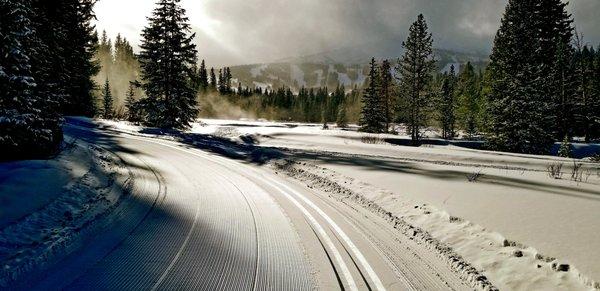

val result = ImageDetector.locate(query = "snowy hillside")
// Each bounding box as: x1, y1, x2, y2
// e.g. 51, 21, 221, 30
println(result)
230, 47, 488, 91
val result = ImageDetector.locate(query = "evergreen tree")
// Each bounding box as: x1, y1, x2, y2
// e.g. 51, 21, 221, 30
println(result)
217, 68, 224, 92
593, 46, 600, 139
59, 0, 100, 116
198, 59, 208, 89
138, 0, 198, 129
1, 0, 62, 159
209, 67, 217, 89
98, 30, 114, 80
573, 41, 597, 142
486, 0, 552, 154
326, 84, 345, 123
396, 14, 435, 144
558, 135, 572, 158
102, 78, 114, 119
360, 58, 386, 133
438, 66, 457, 139
225, 67, 233, 93
552, 40, 577, 139
125, 82, 141, 122
457, 62, 481, 139
336, 102, 348, 128
379, 59, 394, 132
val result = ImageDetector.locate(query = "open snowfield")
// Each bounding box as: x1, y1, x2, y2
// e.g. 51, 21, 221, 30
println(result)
98, 118, 600, 290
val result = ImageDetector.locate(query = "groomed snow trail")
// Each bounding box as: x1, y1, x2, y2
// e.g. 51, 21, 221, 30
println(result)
29, 120, 475, 290
52, 125, 313, 290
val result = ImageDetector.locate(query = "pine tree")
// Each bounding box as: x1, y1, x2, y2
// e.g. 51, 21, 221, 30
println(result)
336, 102, 348, 128
360, 58, 386, 133
537, 0, 576, 141
209, 67, 217, 89
198, 59, 208, 89
379, 59, 394, 132
138, 0, 198, 129
102, 79, 114, 119
396, 14, 435, 144
457, 62, 481, 139
438, 66, 457, 139
558, 135, 572, 158
217, 68, 224, 93
225, 67, 232, 93
1, 0, 62, 159
125, 82, 141, 122
486, 0, 553, 154
551, 40, 577, 139
98, 30, 114, 80
592, 46, 600, 140
59, 0, 100, 116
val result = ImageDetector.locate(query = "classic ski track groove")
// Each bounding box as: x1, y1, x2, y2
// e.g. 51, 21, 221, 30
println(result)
62, 125, 313, 290
57, 123, 477, 291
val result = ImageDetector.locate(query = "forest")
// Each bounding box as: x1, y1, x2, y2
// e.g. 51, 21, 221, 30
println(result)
1, 0, 600, 160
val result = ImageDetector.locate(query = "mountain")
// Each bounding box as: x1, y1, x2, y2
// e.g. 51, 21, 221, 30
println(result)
230, 46, 489, 91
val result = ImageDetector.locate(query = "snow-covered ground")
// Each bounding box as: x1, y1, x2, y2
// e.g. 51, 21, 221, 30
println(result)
98, 118, 600, 290
0, 136, 134, 287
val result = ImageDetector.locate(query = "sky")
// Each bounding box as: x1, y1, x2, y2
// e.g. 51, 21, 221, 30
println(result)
94, 0, 600, 67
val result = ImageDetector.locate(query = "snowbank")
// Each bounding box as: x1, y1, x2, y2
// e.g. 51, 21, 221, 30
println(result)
0, 138, 133, 287
272, 160, 598, 290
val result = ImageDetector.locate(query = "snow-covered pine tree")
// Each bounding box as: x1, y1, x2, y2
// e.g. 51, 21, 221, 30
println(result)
0, 0, 63, 159
379, 59, 394, 132
102, 79, 114, 119
396, 14, 435, 144
360, 58, 385, 133
557, 135, 572, 158
457, 62, 481, 139
59, 0, 100, 117
551, 40, 577, 140
139, 0, 198, 129
573, 42, 596, 142
438, 65, 457, 140
592, 47, 600, 140
536, 0, 576, 141
487, 0, 552, 154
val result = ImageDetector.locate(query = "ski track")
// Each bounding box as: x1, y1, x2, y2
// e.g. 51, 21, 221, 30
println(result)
29, 121, 486, 291
60, 126, 313, 290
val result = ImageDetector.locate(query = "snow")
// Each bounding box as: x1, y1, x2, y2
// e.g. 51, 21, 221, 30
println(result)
337, 72, 352, 86
252, 81, 271, 90
355, 69, 367, 87
250, 64, 267, 78
0, 136, 133, 287
290, 64, 306, 87
88, 118, 600, 289
313, 69, 324, 87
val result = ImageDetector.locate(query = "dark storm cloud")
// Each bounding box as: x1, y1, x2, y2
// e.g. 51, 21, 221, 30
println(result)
195, 0, 599, 66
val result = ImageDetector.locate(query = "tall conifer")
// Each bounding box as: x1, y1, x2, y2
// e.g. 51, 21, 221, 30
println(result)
396, 14, 435, 144
139, 0, 198, 129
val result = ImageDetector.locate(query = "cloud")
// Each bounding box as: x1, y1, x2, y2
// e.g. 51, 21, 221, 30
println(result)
95, 0, 600, 67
